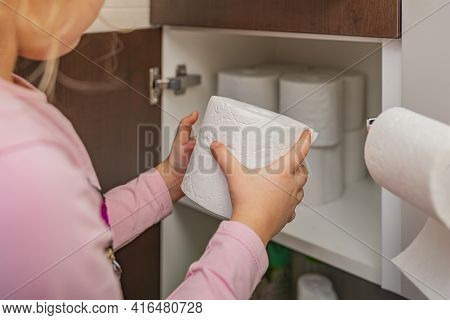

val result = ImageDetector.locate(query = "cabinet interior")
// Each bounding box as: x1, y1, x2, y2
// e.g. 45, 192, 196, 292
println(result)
161, 26, 385, 296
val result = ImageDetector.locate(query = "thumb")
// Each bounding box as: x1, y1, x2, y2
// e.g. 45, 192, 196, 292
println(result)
210, 141, 241, 176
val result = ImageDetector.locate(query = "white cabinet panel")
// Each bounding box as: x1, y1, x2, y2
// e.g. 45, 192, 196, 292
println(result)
86, 0, 151, 33
380, 40, 403, 294
160, 27, 387, 296
389, 0, 450, 299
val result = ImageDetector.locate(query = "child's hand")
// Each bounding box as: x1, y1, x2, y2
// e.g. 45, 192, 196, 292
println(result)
156, 112, 199, 202
211, 130, 311, 245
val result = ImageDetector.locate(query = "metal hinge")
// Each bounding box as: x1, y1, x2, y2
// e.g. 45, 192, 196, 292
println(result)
149, 64, 201, 106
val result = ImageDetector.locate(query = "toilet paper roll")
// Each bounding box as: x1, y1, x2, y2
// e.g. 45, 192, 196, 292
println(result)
365, 107, 450, 227
393, 218, 450, 300
297, 274, 338, 300
181, 96, 318, 219
344, 129, 368, 184
256, 63, 308, 74
304, 144, 345, 206
313, 68, 366, 131
279, 72, 344, 147
218, 68, 279, 112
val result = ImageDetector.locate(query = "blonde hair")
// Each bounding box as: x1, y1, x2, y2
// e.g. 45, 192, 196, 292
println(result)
28, 10, 133, 97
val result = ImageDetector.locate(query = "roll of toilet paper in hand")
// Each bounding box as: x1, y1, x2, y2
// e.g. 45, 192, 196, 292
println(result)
181, 96, 318, 219
304, 145, 345, 206
312, 68, 366, 131
218, 68, 280, 112
297, 274, 338, 300
344, 128, 368, 184
365, 107, 450, 227
279, 72, 343, 147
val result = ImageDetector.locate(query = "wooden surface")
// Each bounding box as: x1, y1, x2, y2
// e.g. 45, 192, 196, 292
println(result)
151, 0, 401, 38
17, 29, 163, 299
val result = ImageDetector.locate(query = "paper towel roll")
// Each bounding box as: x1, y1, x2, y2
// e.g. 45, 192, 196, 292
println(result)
297, 274, 338, 300
304, 144, 345, 206
344, 128, 368, 184
365, 107, 450, 227
181, 96, 318, 219
217, 68, 279, 112
313, 68, 366, 131
279, 72, 343, 147
393, 218, 450, 300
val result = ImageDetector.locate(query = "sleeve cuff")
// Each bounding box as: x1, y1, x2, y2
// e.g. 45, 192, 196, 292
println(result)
145, 168, 174, 220
216, 221, 269, 278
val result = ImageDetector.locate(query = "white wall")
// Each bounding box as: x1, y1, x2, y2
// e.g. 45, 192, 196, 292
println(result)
86, 0, 151, 33
400, 0, 450, 299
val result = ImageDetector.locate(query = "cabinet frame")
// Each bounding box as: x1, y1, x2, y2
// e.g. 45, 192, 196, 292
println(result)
151, 0, 402, 39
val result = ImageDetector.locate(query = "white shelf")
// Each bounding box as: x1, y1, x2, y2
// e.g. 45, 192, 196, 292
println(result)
179, 178, 381, 284
161, 28, 386, 295
166, 27, 386, 44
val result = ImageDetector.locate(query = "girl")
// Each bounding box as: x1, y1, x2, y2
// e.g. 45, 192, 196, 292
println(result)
0, 0, 310, 299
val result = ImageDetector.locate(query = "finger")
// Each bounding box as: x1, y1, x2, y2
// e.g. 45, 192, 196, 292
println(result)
296, 161, 309, 175
183, 139, 196, 154
176, 112, 199, 144
185, 137, 196, 148
288, 212, 297, 223
294, 164, 309, 187
210, 141, 241, 176
278, 129, 311, 174
296, 189, 305, 202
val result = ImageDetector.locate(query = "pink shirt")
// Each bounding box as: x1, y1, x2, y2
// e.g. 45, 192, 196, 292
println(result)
0, 76, 268, 300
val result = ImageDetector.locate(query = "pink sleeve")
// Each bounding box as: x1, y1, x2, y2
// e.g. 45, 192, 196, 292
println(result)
105, 169, 173, 249
0, 143, 123, 299
168, 221, 269, 300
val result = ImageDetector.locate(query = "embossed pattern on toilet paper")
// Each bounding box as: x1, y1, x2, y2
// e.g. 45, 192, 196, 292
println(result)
182, 96, 318, 219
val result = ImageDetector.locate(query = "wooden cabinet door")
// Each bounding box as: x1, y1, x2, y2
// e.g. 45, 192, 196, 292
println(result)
59, 30, 162, 299
151, 0, 401, 38
18, 29, 163, 299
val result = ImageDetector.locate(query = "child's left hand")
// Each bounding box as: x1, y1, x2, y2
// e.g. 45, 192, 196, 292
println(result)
156, 112, 199, 202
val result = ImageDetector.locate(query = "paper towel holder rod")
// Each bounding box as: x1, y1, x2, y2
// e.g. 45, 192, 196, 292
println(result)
149, 65, 201, 105
367, 118, 377, 130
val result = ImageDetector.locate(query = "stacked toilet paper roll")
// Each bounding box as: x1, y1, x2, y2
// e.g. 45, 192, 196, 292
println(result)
217, 68, 280, 112
344, 129, 368, 184
279, 72, 345, 205
279, 72, 343, 147
181, 96, 318, 219
306, 145, 345, 205
312, 68, 366, 131
256, 63, 308, 75
365, 107, 450, 299
341, 71, 366, 131
297, 274, 338, 300
312, 68, 367, 184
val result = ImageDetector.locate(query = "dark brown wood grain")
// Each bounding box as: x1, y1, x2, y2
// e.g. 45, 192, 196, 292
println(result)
17, 29, 163, 299
151, 0, 401, 38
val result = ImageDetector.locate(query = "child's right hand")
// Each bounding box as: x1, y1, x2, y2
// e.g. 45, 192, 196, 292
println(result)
211, 130, 311, 245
